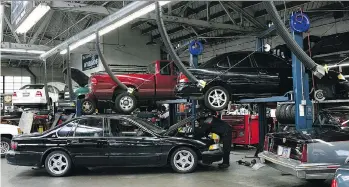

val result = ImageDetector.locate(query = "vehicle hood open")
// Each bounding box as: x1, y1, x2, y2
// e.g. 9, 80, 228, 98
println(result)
164, 116, 199, 136
62, 67, 89, 87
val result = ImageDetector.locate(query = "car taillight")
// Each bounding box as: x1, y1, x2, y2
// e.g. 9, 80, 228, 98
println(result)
13, 92, 17, 97
301, 144, 307, 163
264, 136, 269, 151
36, 91, 42, 97
179, 73, 189, 83
331, 179, 338, 187
90, 77, 97, 85
11, 141, 18, 150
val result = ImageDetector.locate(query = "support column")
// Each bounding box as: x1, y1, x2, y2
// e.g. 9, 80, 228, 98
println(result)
292, 32, 312, 130
67, 48, 74, 101
255, 103, 266, 157
43, 59, 50, 110
190, 53, 198, 131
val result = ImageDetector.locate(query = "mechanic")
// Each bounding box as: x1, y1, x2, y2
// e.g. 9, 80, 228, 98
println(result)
195, 113, 232, 169
159, 104, 170, 129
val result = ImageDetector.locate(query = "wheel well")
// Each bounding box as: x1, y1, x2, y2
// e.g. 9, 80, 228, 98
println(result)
112, 85, 137, 101
204, 81, 231, 93
167, 145, 202, 164
1, 134, 13, 140
40, 148, 70, 166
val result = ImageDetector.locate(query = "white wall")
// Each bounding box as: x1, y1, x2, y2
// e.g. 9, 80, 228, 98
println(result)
180, 15, 349, 63
69, 24, 161, 76
1, 66, 64, 84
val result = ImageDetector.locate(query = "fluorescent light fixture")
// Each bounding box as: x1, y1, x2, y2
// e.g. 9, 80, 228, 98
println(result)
0, 48, 46, 54
59, 1, 170, 55
16, 3, 51, 34
99, 1, 170, 35
60, 34, 96, 55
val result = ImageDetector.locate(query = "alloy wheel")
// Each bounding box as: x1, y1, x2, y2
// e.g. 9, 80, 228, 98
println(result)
173, 150, 195, 172
208, 89, 227, 108
47, 153, 69, 175
0, 141, 10, 154
82, 101, 93, 113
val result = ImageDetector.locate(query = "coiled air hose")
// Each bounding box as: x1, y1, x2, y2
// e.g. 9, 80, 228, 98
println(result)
155, 2, 206, 88
95, 32, 131, 92
263, 1, 325, 79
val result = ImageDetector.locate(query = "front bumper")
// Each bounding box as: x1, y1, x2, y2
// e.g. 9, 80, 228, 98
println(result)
6, 150, 42, 167
259, 151, 338, 180
201, 148, 223, 164
175, 83, 203, 99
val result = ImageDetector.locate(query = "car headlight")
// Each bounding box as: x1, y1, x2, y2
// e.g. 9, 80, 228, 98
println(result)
209, 144, 220, 151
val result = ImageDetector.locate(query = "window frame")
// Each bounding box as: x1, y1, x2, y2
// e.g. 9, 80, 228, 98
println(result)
226, 53, 253, 68
73, 117, 105, 138
106, 117, 156, 138
159, 61, 171, 75
56, 117, 105, 138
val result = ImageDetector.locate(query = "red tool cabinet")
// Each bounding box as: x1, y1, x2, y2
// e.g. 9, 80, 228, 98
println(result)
221, 115, 259, 146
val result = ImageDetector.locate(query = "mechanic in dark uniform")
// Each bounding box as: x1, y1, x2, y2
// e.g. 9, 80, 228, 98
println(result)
195, 114, 232, 168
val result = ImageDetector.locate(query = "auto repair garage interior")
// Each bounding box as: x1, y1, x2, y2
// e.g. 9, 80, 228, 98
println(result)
1, 1, 349, 187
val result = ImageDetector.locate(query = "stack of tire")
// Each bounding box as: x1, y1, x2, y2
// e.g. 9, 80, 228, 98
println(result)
275, 104, 295, 124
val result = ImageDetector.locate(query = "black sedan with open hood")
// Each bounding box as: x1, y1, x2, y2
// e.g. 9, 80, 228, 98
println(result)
6, 115, 222, 177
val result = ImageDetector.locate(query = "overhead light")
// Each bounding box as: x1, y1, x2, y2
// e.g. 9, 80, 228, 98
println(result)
60, 34, 96, 55
0, 48, 46, 54
59, 1, 170, 55
16, 3, 51, 34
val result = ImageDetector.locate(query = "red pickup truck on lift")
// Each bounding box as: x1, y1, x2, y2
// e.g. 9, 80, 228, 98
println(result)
84, 60, 179, 114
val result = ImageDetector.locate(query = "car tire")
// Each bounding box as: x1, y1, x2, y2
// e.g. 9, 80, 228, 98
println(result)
45, 151, 72, 177
170, 147, 198, 173
285, 104, 294, 123
81, 99, 96, 115
314, 89, 326, 101
278, 104, 288, 124
1, 137, 11, 156
204, 86, 230, 111
115, 92, 137, 114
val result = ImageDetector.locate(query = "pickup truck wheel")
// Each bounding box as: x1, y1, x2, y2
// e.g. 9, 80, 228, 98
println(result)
115, 92, 137, 114
81, 99, 96, 115
204, 86, 230, 111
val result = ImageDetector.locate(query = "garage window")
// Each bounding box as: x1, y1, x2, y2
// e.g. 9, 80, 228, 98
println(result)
3, 76, 31, 94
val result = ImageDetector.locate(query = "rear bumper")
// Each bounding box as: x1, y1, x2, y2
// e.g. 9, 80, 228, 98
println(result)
259, 151, 338, 180
6, 150, 42, 167
201, 149, 223, 164
175, 83, 203, 99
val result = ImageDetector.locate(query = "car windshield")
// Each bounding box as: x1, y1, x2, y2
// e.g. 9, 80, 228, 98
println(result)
129, 117, 166, 134
20, 85, 44, 89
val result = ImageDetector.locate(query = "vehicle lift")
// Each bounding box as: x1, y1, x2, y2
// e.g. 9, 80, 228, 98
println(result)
240, 12, 313, 157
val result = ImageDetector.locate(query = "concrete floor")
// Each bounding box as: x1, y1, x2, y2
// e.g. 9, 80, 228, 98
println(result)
2, 149, 330, 187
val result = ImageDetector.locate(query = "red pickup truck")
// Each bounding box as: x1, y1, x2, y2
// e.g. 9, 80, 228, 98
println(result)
84, 60, 179, 114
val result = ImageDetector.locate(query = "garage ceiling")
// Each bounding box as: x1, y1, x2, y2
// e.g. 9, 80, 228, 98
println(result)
1, 1, 349, 68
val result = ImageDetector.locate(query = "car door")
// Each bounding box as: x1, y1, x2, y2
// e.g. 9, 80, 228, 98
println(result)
252, 53, 291, 94
106, 117, 162, 166
155, 61, 177, 99
60, 117, 109, 166
222, 53, 259, 94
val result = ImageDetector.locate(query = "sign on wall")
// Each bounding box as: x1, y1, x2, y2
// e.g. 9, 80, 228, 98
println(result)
82, 54, 99, 71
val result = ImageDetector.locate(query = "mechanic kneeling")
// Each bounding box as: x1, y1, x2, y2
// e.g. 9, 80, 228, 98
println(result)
195, 114, 232, 168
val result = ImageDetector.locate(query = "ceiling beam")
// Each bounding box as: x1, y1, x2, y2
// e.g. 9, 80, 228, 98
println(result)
225, 2, 266, 29
29, 11, 54, 45
50, 1, 116, 15
1, 54, 41, 60
3, 13, 21, 43
219, 1, 236, 25
254, 1, 309, 18
139, 14, 255, 35
1, 42, 51, 51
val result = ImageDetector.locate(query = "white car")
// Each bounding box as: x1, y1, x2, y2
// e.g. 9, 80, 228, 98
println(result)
0, 124, 21, 155
12, 84, 60, 108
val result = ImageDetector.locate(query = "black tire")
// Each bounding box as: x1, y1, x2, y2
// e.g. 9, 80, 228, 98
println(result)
1, 137, 11, 156
170, 147, 198, 173
314, 89, 326, 101
45, 151, 72, 177
285, 104, 294, 123
115, 92, 137, 114
81, 99, 96, 115
275, 105, 282, 120
204, 86, 230, 111
278, 104, 288, 124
